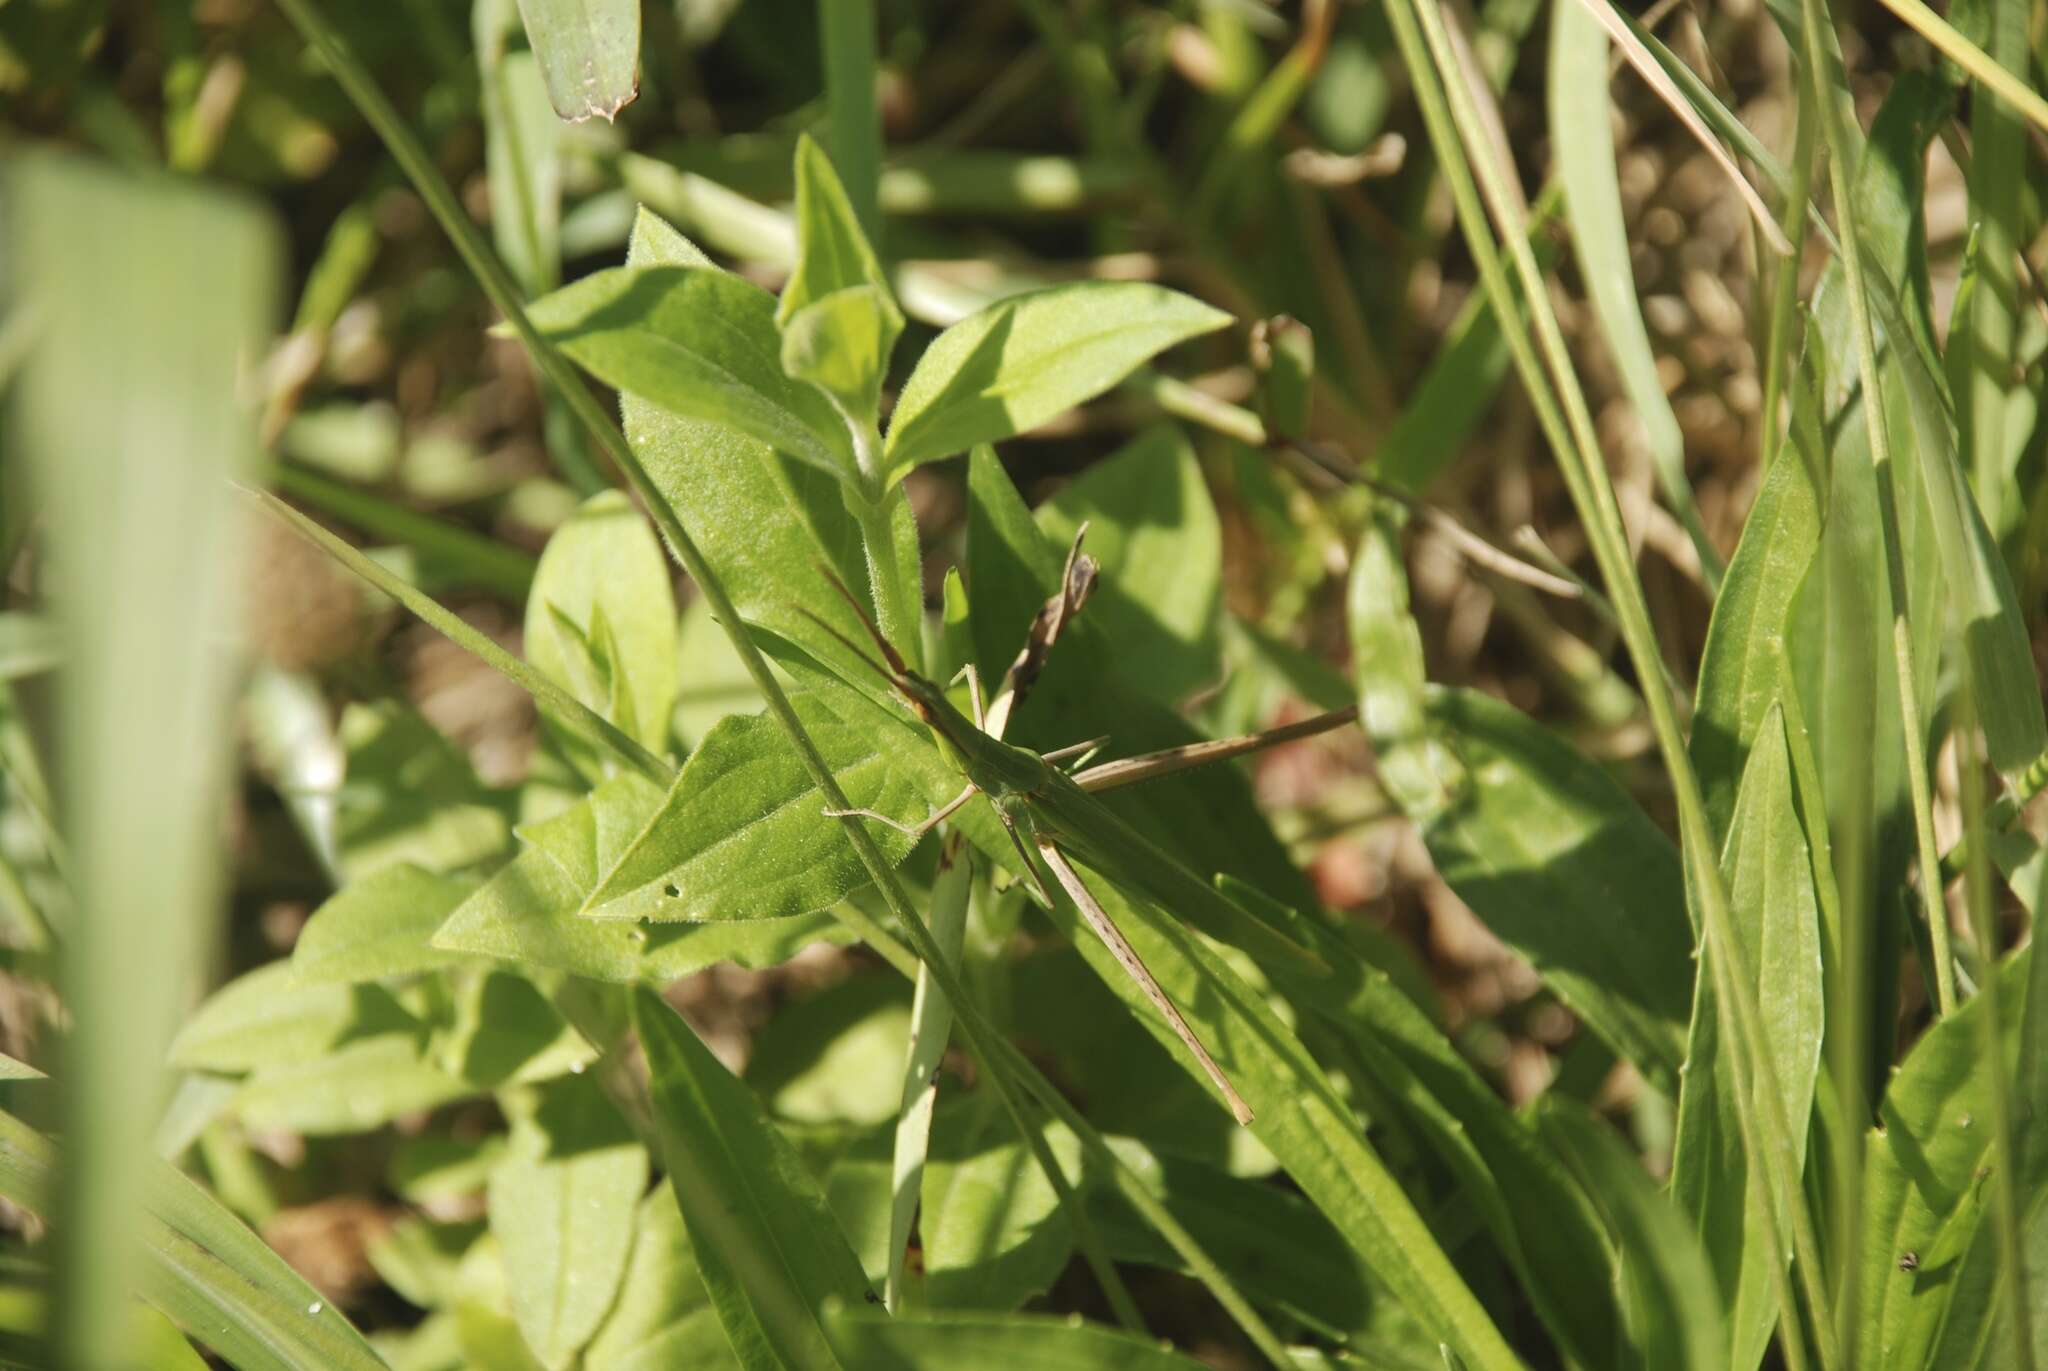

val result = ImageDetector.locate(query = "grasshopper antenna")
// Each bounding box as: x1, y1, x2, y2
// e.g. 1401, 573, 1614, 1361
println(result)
792, 605, 900, 690
813, 563, 909, 675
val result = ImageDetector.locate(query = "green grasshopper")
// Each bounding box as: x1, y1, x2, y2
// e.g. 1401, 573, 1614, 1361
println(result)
805, 571, 1353, 1128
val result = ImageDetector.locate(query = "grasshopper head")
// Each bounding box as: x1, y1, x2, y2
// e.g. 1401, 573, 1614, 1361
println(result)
802, 568, 978, 768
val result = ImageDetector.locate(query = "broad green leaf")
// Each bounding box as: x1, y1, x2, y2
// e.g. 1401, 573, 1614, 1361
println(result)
444, 970, 595, 1086
1691, 367, 1827, 844
1412, 687, 1694, 1091
8, 152, 278, 1364
477, 0, 561, 293
1858, 948, 2034, 1369
432, 774, 855, 983
511, 0, 638, 122
235, 1032, 477, 1136
1670, 706, 1823, 1371
526, 490, 679, 774
745, 976, 911, 1127
334, 703, 514, 881
489, 1074, 647, 1369
455, 1302, 547, 1371
1549, 0, 1716, 584
632, 989, 873, 1371
369, 1217, 485, 1311
371, 1311, 463, 1371
673, 596, 768, 749
0, 1107, 389, 1371
581, 691, 929, 923
822, 1306, 1213, 1369
170, 964, 388, 1074
1034, 426, 1223, 707
619, 209, 919, 703
1533, 1097, 1726, 1371
390, 1135, 507, 1206
292, 863, 480, 985
523, 264, 852, 477
881, 282, 1232, 477
778, 135, 902, 422
584, 1187, 732, 1371
919, 1100, 1081, 1312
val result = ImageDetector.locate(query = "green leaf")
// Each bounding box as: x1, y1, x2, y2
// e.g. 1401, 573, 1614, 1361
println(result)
1671, 705, 1823, 1371
881, 282, 1232, 477
744, 976, 911, 1128
489, 1074, 647, 1369
292, 863, 480, 985
1412, 687, 1694, 1091
632, 989, 873, 1370
444, 970, 595, 1087
778, 135, 901, 422
1533, 1097, 1726, 1371
526, 490, 680, 771
523, 264, 852, 477
0, 1107, 390, 1371
584, 1187, 731, 1371
919, 1100, 1080, 1311
1858, 948, 2034, 1369
476, 1, 561, 293
581, 692, 929, 923
334, 702, 513, 881
170, 963, 379, 1074
432, 774, 855, 983
618, 211, 917, 704
369, 1216, 484, 1311
7, 152, 280, 1365
1549, 0, 1717, 585
510, 0, 639, 122
0, 614, 58, 680
821, 1305, 1213, 1369
1692, 368, 1828, 844
235, 1031, 477, 1136
1033, 426, 1222, 707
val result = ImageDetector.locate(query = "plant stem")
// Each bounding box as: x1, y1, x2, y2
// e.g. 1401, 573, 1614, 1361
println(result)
1795, 0, 1954, 1018
273, 2, 1281, 1356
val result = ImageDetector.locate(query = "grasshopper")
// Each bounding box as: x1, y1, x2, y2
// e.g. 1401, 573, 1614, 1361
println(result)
805, 563, 1353, 1128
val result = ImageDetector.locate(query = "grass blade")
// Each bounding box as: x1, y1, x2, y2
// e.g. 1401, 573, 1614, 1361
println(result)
6, 152, 278, 1368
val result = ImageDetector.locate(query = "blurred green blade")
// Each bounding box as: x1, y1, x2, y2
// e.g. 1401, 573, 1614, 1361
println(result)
0, 1108, 389, 1371
1548, 0, 1719, 587
631, 988, 872, 1371
512, 0, 639, 122
822, 1305, 1212, 1369
6, 152, 279, 1367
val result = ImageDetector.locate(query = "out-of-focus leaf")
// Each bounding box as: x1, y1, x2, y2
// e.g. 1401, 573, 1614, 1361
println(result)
1671, 706, 1823, 1371
1534, 1097, 1726, 1371
673, 596, 768, 749
821, 1305, 1213, 1369
445, 970, 594, 1086
369, 1217, 484, 1311
433, 773, 856, 982
1549, 0, 1716, 583
581, 692, 928, 923
523, 264, 852, 477
778, 135, 901, 423
455, 1303, 546, 1371
489, 1074, 647, 1369
7, 151, 279, 1365
632, 989, 873, 1370
235, 1031, 476, 1135
1858, 949, 2034, 1369
1250, 316, 1314, 442
170, 964, 388, 1074
919, 1100, 1080, 1312
292, 863, 480, 985
1410, 688, 1693, 1091
584, 1187, 732, 1371
745, 976, 910, 1128
390, 1135, 506, 1206
0, 615, 57, 680
881, 283, 1232, 478
511, 0, 638, 122
334, 703, 514, 881
1033, 426, 1222, 707
477, 0, 561, 292
526, 490, 679, 774
0, 1107, 389, 1371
